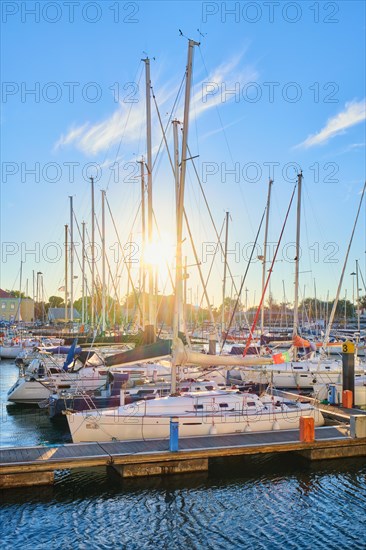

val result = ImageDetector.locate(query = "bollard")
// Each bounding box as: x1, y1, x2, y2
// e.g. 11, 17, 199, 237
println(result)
299, 416, 315, 442
342, 340, 355, 404
169, 417, 179, 452
342, 390, 353, 409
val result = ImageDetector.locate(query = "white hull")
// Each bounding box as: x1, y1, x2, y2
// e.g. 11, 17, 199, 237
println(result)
7, 369, 107, 404
0, 346, 23, 359
67, 392, 324, 443
231, 360, 366, 389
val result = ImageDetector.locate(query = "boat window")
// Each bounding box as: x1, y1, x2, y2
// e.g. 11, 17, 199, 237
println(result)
300, 375, 308, 378
181, 388, 189, 392
219, 403, 228, 408
137, 390, 155, 395
293, 366, 303, 370
205, 385, 214, 390
194, 404, 204, 410
246, 401, 256, 407
284, 402, 299, 408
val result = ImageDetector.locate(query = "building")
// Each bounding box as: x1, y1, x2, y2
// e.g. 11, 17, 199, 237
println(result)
48, 307, 81, 323
0, 289, 35, 322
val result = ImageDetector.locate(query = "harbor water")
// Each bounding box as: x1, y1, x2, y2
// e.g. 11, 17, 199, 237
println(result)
1, 360, 365, 549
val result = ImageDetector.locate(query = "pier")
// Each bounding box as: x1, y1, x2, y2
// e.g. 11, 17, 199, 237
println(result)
1, 415, 366, 489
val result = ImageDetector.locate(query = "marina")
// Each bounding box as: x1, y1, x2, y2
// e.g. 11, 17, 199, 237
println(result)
1, 2, 366, 548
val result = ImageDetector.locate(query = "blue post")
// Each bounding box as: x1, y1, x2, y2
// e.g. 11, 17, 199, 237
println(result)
169, 417, 179, 452
328, 385, 337, 405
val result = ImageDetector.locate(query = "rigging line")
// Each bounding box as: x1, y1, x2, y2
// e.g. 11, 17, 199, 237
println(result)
94, 213, 130, 306
186, 142, 243, 304
72, 212, 95, 295
220, 206, 267, 354
150, 73, 186, 173
321, 181, 366, 352
105, 196, 143, 318
198, 217, 225, 309
198, 47, 255, 235
152, 91, 244, 322
152, 208, 175, 291
183, 208, 220, 343
105, 61, 144, 192
243, 183, 297, 357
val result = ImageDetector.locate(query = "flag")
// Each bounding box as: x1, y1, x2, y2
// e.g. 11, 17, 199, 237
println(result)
63, 339, 78, 371
272, 351, 291, 364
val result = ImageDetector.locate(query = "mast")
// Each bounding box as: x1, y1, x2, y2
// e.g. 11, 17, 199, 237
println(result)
221, 211, 229, 334
81, 221, 85, 325
64, 224, 68, 323
143, 57, 155, 334
101, 190, 106, 332
314, 278, 318, 336
321, 181, 366, 352
138, 158, 146, 327
172, 38, 199, 393
356, 259, 360, 332
90, 176, 95, 328
293, 171, 302, 359
69, 195, 74, 323
261, 178, 273, 335
18, 261, 23, 323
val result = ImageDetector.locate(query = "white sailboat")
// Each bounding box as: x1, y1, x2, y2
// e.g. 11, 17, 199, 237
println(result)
66, 39, 324, 443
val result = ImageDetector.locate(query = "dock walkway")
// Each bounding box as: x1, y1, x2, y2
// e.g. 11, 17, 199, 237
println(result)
1, 425, 366, 488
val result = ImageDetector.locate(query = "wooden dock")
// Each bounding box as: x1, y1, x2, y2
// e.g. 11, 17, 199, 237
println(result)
1, 423, 366, 489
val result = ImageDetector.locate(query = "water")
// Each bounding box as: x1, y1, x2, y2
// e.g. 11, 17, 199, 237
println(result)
1, 360, 366, 549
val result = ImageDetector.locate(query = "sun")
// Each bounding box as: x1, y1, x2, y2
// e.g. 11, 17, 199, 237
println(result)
143, 233, 175, 279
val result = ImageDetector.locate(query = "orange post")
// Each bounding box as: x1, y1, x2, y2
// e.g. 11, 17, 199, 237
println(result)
342, 390, 353, 409
299, 416, 315, 442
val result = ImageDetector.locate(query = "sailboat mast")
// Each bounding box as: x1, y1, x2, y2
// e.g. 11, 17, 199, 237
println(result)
90, 176, 95, 328
143, 57, 155, 333
81, 221, 85, 325
322, 181, 366, 351
172, 38, 199, 393
356, 259, 360, 332
293, 171, 302, 340
101, 190, 106, 332
18, 261, 23, 323
139, 158, 146, 327
64, 224, 68, 323
222, 211, 229, 334
261, 178, 273, 335
69, 195, 74, 323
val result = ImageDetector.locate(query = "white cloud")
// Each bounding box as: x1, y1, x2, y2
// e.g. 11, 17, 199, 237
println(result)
54, 53, 257, 156
296, 99, 366, 149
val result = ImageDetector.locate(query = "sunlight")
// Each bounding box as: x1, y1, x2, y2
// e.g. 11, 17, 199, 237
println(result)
143, 233, 175, 277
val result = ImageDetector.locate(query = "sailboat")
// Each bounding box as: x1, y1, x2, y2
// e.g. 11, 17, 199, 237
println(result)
234, 176, 366, 390
66, 39, 324, 443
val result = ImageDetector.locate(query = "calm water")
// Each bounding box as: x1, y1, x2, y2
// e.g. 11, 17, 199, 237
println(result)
1, 361, 366, 550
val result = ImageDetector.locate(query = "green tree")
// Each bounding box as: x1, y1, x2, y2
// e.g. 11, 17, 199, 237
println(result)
48, 296, 64, 308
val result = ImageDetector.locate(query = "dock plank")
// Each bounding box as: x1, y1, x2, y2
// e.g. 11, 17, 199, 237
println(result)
0, 425, 363, 480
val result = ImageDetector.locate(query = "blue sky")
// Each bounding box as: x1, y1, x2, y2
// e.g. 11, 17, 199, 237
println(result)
1, 0, 365, 310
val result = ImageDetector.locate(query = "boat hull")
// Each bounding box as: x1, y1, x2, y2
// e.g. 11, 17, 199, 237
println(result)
67, 406, 324, 443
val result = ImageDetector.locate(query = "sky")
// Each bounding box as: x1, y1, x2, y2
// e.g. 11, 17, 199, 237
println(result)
1, 0, 366, 311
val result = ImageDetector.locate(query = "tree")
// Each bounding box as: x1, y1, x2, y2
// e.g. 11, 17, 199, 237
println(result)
48, 296, 64, 308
